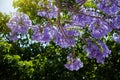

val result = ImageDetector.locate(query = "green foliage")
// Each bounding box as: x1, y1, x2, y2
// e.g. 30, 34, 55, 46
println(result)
0, 12, 10, 34
84, 0, 97, 8
0, 38, 12, 53
0, 38, 120, 80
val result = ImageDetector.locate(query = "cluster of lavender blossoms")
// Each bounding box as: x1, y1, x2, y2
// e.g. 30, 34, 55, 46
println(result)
95, 0, 120, 15
85, 39, 111, 63
32, 24, 78, 48
7, 0, 120, 71
89, 18, 112, 38
37, 0, 58, 18
32, 25, 53, 43
64, 54, 83, 71
7, 12, 32, 42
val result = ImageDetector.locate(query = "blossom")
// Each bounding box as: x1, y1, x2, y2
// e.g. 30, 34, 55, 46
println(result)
7, 12, 32, 34
89, 19, 111, 38
9, 32, 18, 42
76, 0, 83, 3
54, 24, 77, 48
6, 12, 32, 42
72, 14, 92, 27
85, 39, 111, 63
113, 33, 120, 43
95, 0, 120, 15
37, 0, 58, 18
112, 15, 120, 30
54, 30, 75, 48
64, 54, 83, 71
32, 25, 53, 43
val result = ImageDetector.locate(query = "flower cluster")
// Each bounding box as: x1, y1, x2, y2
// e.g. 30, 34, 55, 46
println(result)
71, 0, 120, 43
64, 54, 83, 71
32, 24, 78, 48
95, 0, 120, 15
112, 15, 120, 30
37, 0, 58, 18
89, 18, 112, 38
75, 0, 85, 4
7, 12, 32, 42
54, 24, 80, 48
54, 30, 75, 48
7, 12, 32, 34
32, 25, 53, 43
85, 39, 111, 64
72, 14, 92, 27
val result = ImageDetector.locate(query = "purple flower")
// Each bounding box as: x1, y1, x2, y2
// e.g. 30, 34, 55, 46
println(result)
89, 19, 111, 38
64, 24, 80, 36
54, 31, 71, 48
95, 0, 120, 15
112, 15, 120, 29
47, 6, 58, 18
85, 39, 111, 64
99, 40, 111, 58
113, 33, 120, 43
32, 25, 42, 41
32, 25, 53, 43
72, 14, 92, 27
7, 12, 32, 34
64, 54, 83, 71
75, 0, 86, 4
37, 1, 58, 19
37, 11, 46, 17
9, 32, 18, 42
53, 25, 76, 48
41, 28, 51, 43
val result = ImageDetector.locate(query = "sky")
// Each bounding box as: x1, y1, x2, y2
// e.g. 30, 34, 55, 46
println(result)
0, 0, 16, 14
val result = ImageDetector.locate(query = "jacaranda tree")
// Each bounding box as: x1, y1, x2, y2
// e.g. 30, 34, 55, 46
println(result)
0, 0, 120, 80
